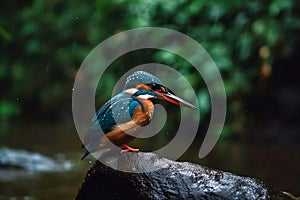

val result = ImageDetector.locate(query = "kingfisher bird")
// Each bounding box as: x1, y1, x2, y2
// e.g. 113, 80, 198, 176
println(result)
81, 71, 196, 159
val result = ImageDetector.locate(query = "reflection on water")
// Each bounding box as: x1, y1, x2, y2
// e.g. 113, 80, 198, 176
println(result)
0, 148, 72, 172
0, 125, 299, 199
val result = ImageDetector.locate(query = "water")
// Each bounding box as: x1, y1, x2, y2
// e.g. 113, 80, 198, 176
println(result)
0, 124, 92, 200
0, 125, 299, 199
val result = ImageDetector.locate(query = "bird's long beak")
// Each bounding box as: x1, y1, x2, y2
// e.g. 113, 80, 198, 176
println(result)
157, 92, 197, 110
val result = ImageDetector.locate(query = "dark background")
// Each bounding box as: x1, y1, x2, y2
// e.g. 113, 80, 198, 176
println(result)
0, 0, 299, 199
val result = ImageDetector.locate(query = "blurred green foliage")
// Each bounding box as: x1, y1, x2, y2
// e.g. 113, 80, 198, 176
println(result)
0, 0, 299, 136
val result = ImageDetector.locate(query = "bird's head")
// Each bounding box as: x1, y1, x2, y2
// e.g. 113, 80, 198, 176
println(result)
135, 83, 196, 109
123, 71, 196, 109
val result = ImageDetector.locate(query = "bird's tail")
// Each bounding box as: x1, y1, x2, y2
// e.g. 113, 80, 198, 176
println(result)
81, 150, 90, 160
81, 147, 110, 160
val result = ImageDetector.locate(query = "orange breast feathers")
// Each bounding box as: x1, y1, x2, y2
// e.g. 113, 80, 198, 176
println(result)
132, 98, 154, 127
99, 99, 154, 148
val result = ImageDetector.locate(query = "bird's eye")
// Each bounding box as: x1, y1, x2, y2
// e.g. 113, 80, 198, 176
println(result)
150, 83, 158, 89
146, 83, 167, 92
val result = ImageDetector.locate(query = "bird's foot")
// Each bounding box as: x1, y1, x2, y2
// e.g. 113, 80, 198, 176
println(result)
121, 144, 140, 153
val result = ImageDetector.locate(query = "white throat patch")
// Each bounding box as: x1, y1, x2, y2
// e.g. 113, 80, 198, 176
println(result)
137, 94, 155, 99
123, 88, 138, 95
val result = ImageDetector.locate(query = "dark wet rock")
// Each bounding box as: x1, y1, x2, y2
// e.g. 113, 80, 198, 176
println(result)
0, 148, 72, 172
76, 151, 290, 200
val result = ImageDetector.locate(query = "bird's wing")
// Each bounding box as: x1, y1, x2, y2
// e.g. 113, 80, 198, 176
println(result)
82, 93, 143, 154
92, 93, 131, 133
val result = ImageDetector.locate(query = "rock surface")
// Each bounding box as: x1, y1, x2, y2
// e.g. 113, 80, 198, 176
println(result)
76, 151, 290, 200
